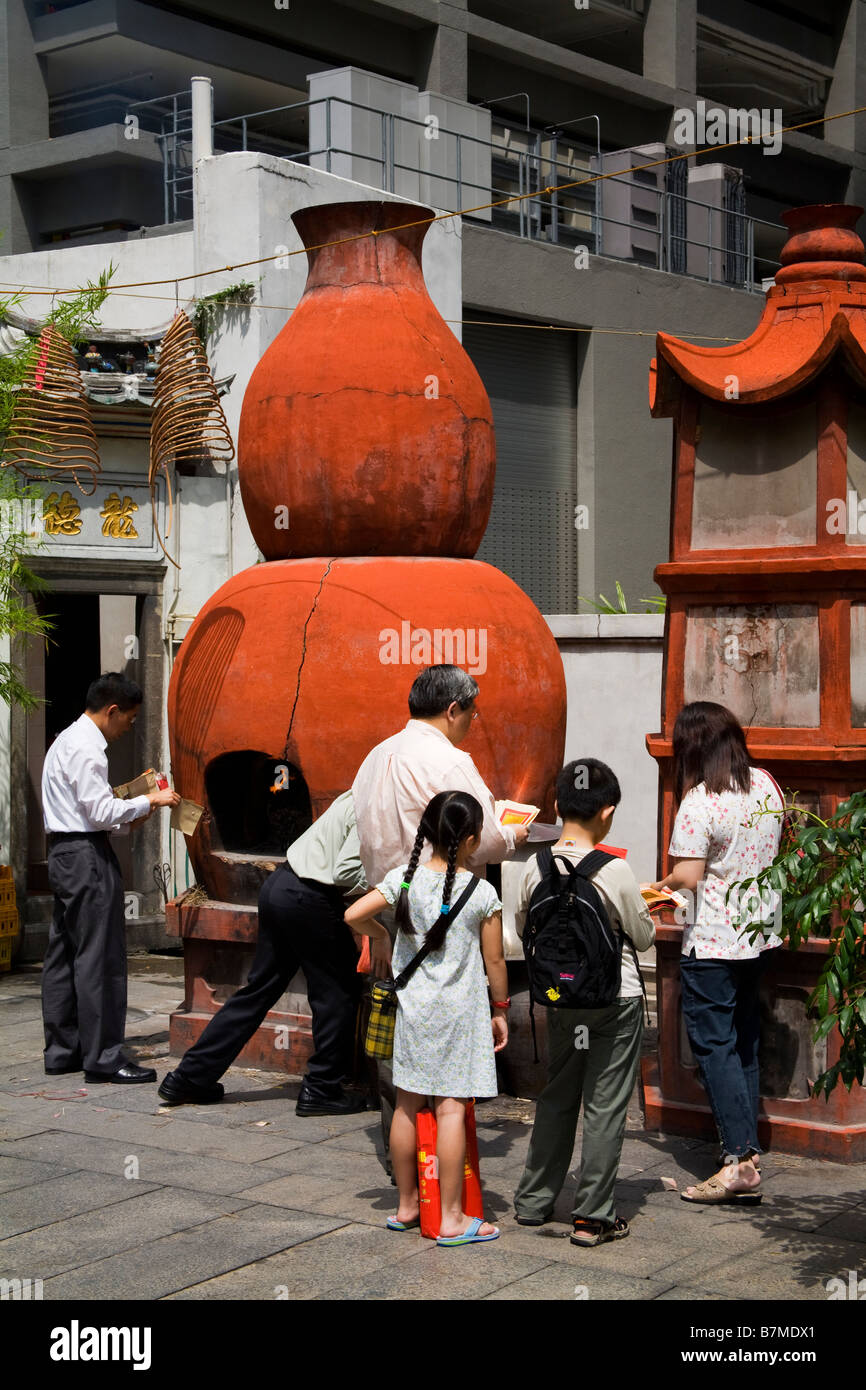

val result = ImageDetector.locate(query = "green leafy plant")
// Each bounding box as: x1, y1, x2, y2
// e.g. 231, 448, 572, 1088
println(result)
731, 791, 866, 1098
0, 266, 114, 438
0, 266, 114, 708
192, 280, 257, 345
579, 581, 666, 614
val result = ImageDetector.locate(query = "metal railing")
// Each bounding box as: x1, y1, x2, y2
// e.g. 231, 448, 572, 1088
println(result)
125, 91, 787, 291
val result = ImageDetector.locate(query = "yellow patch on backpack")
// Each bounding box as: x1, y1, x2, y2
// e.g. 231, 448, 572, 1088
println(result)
546, 987, 561, 1002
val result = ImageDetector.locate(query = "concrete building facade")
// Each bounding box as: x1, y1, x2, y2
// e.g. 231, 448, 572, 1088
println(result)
1, 0, 864, 952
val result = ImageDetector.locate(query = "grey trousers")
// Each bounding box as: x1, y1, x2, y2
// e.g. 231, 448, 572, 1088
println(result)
514, 997, 644, 1226
42, 832, 128, 1074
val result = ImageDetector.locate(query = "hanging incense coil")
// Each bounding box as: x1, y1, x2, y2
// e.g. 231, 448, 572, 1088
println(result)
1, 325, 101, 494
149, 310, 235, 568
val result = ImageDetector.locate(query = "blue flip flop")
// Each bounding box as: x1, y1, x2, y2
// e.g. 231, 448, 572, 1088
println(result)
386, 1216, 420, 1231
436, 1217, 500, 1247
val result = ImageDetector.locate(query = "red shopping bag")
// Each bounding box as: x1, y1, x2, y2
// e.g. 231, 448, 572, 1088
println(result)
416, 1100, 484, 1240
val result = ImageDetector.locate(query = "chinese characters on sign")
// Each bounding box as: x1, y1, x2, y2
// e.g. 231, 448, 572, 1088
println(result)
100, 493, 139, 539
21, 478, 156, 556
44, 491, 83, 536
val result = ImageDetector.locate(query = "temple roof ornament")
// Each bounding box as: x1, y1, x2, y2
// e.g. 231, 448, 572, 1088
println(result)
650, 205, 866, 413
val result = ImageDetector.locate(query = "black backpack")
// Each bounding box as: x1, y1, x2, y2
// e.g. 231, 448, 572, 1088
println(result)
522, 847, 627, 1059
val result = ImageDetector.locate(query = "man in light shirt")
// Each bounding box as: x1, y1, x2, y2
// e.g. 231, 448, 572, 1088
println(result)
352, 664, 527, 905
41, 672, 179, 1083
352, 664, 528, 1164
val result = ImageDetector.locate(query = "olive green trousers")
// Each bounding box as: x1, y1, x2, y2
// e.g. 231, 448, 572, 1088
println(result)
514, 997, 644, 1225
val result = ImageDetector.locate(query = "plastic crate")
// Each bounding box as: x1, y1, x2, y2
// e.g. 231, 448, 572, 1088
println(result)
0, 911, 18, 938
0, 866, 15, 914
0, 936, 12, 972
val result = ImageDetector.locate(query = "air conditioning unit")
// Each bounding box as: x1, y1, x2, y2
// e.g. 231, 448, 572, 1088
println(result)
594, 144, 686, 269
686, 165, 747, 285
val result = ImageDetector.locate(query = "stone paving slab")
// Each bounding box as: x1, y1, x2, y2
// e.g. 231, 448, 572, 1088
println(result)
654, 1285, 738, 1301
323, 1240, 551, 1301
1, 970, 865, 1302
0, 1130, 309, 1196
0, 1169, 162, 1238
655, 1226, 866, 1295
482, 1263, 678, 1301
13, 1102, 305, 1163
0, 1154, 76, 1194
241, 1145, 390, 1188
238, 1172, 398, 1228
163, 1221, 426, 1301
0, 1186, 251, 1279
42, 1204, 348, 1300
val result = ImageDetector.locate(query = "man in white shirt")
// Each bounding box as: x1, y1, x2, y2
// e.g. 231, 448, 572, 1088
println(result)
352, 664, 528, 1166
41, 672, 179, 1083
352, 664, 526, 896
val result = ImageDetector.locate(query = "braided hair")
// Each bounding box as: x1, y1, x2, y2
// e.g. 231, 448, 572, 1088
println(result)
394, 790, 483, 950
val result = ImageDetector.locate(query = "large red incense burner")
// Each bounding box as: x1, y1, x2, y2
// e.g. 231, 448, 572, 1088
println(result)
166, 200, 565, 1074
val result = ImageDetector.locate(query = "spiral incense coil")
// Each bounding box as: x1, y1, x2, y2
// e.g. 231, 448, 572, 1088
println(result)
149, 310, 235, 568
1, 325, 101, 494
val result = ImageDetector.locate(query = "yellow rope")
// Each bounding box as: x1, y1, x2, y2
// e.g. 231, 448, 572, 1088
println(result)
2, 102, 863, 298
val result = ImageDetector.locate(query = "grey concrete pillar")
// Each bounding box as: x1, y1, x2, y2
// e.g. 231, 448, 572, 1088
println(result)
419, 8, 469, 100
0, 0, 49, 251
191, 76, 214, 164
191, 77, 213, 301
828, 0, 866, 181
643, 0, 697, 94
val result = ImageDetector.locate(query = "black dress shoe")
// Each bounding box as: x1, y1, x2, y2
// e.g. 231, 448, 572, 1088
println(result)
84, 1063, 157, 1085
158, 1071, 225, 1106
514, 1213, 551, 1226
295, 1084, 368, 1117
45, 1063, 83, 1075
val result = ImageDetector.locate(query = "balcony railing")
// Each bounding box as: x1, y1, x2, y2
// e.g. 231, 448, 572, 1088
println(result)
125, 92, 787, 291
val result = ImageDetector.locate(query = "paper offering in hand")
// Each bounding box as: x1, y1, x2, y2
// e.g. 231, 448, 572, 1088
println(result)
171, 798, 204, 835
113, 769, 159, 799
641, 886, 688, 914
494, 800, 540, 827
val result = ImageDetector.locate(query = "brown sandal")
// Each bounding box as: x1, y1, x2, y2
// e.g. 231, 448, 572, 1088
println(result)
681, 1175, 762, 1205
570, 1216, 630, 1246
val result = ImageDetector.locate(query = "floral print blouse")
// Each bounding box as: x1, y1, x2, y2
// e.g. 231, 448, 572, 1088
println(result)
668, 767, 783, 960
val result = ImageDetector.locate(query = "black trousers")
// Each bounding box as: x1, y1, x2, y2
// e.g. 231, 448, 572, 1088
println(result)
42, 831, 128, 1074
175, 864, 361, 1095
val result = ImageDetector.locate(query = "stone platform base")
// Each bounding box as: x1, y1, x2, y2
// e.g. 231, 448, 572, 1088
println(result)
641, 1059, 866, 1163
168, 1010, 314, 1078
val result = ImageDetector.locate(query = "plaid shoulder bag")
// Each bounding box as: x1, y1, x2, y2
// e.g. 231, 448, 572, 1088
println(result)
364, 875, 480, 1060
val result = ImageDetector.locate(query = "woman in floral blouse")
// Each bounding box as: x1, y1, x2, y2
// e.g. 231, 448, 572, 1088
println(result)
652, 701, 782, 1204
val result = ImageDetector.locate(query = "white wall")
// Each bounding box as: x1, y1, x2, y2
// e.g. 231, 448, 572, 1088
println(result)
550, 614, 664, 882
0, 232, 195, 336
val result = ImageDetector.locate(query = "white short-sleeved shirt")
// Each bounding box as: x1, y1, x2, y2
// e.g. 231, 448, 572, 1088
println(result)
668, 767, 783, 960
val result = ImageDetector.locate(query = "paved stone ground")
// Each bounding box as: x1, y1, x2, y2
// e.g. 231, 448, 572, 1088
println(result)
1, 965, 865, 1302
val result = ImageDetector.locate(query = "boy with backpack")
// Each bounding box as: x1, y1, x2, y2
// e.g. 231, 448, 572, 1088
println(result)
513, 758, 655, 1246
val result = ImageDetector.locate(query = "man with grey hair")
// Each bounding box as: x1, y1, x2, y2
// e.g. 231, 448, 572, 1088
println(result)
352, 664, 527, 1166
352, 664, 526, 906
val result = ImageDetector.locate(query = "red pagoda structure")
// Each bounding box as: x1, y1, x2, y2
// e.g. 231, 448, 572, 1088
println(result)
644, 204, 866, 1160
165, 200, 566, 1075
